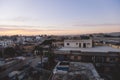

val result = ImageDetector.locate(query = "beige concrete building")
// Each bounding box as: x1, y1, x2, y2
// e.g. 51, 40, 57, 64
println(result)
64, 39, 92, 48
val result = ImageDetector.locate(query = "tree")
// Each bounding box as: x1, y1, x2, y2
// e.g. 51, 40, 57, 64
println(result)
34, 46, 43, 55
41, 39, 56, 45
14, 45, 23, 56
4, 47, 16, 57
89, 34, 93, 38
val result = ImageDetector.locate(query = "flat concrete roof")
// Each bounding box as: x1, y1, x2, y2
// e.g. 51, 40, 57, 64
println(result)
52, 62, 102, 80
58, 46, 120, 52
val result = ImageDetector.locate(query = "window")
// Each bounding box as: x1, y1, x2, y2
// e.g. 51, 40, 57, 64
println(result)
83, 43, 86, 48
79, 43, 81, 48
67, 43, 69, 45
107, 57, 116, 62
109, 57, 116, 62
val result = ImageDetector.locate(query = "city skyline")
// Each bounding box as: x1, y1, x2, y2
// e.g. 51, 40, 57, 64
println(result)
0, 0, 120, 35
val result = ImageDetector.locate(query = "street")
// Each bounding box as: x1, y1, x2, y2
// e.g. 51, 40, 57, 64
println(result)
0, 56, 52, 80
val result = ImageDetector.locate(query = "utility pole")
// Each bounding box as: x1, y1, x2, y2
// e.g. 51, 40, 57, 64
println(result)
2, 46, 4, 58
39, 47, 43, 80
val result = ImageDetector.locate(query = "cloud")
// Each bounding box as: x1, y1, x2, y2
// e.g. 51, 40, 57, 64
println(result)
72, 23, 120, 27
0, 25, 66, 30
0, 28, 12, 31
0, 24, 36, 28
0, 24, 120, 35
10, 16, 39, 22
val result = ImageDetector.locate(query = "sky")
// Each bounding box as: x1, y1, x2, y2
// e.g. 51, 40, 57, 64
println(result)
0, 0, 120, 35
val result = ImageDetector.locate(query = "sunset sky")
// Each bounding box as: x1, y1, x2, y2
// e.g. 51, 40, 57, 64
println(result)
0, 0, 120, 35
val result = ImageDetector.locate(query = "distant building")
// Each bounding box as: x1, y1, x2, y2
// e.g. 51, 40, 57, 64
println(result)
64, 39, 93, 48
16, 37, 26, 44
52, 41, 64, 48
0, 40, 14, 47
20, 44, 35, 53
36, 36, 42, 40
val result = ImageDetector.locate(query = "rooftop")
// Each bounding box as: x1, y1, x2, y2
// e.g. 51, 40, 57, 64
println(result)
52, 62, 103, 80
64, 39, 92, 42
58, 46, 120, 52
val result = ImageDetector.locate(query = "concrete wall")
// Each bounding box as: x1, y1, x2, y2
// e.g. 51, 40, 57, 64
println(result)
64, 40, 92, 48
111, 45, 120, 49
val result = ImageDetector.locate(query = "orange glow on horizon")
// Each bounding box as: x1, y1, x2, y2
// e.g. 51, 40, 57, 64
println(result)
0, 24, 120, 35
0, 27, 120, 36
0, 29, 84, 35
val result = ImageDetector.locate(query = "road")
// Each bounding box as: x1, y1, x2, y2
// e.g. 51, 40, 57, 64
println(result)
0, 56, 33, 79
27, 56, 52, 80
30, 56, 41, 68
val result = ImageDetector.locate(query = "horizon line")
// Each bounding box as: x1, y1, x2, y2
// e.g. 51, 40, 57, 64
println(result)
0, 31, 119, 36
